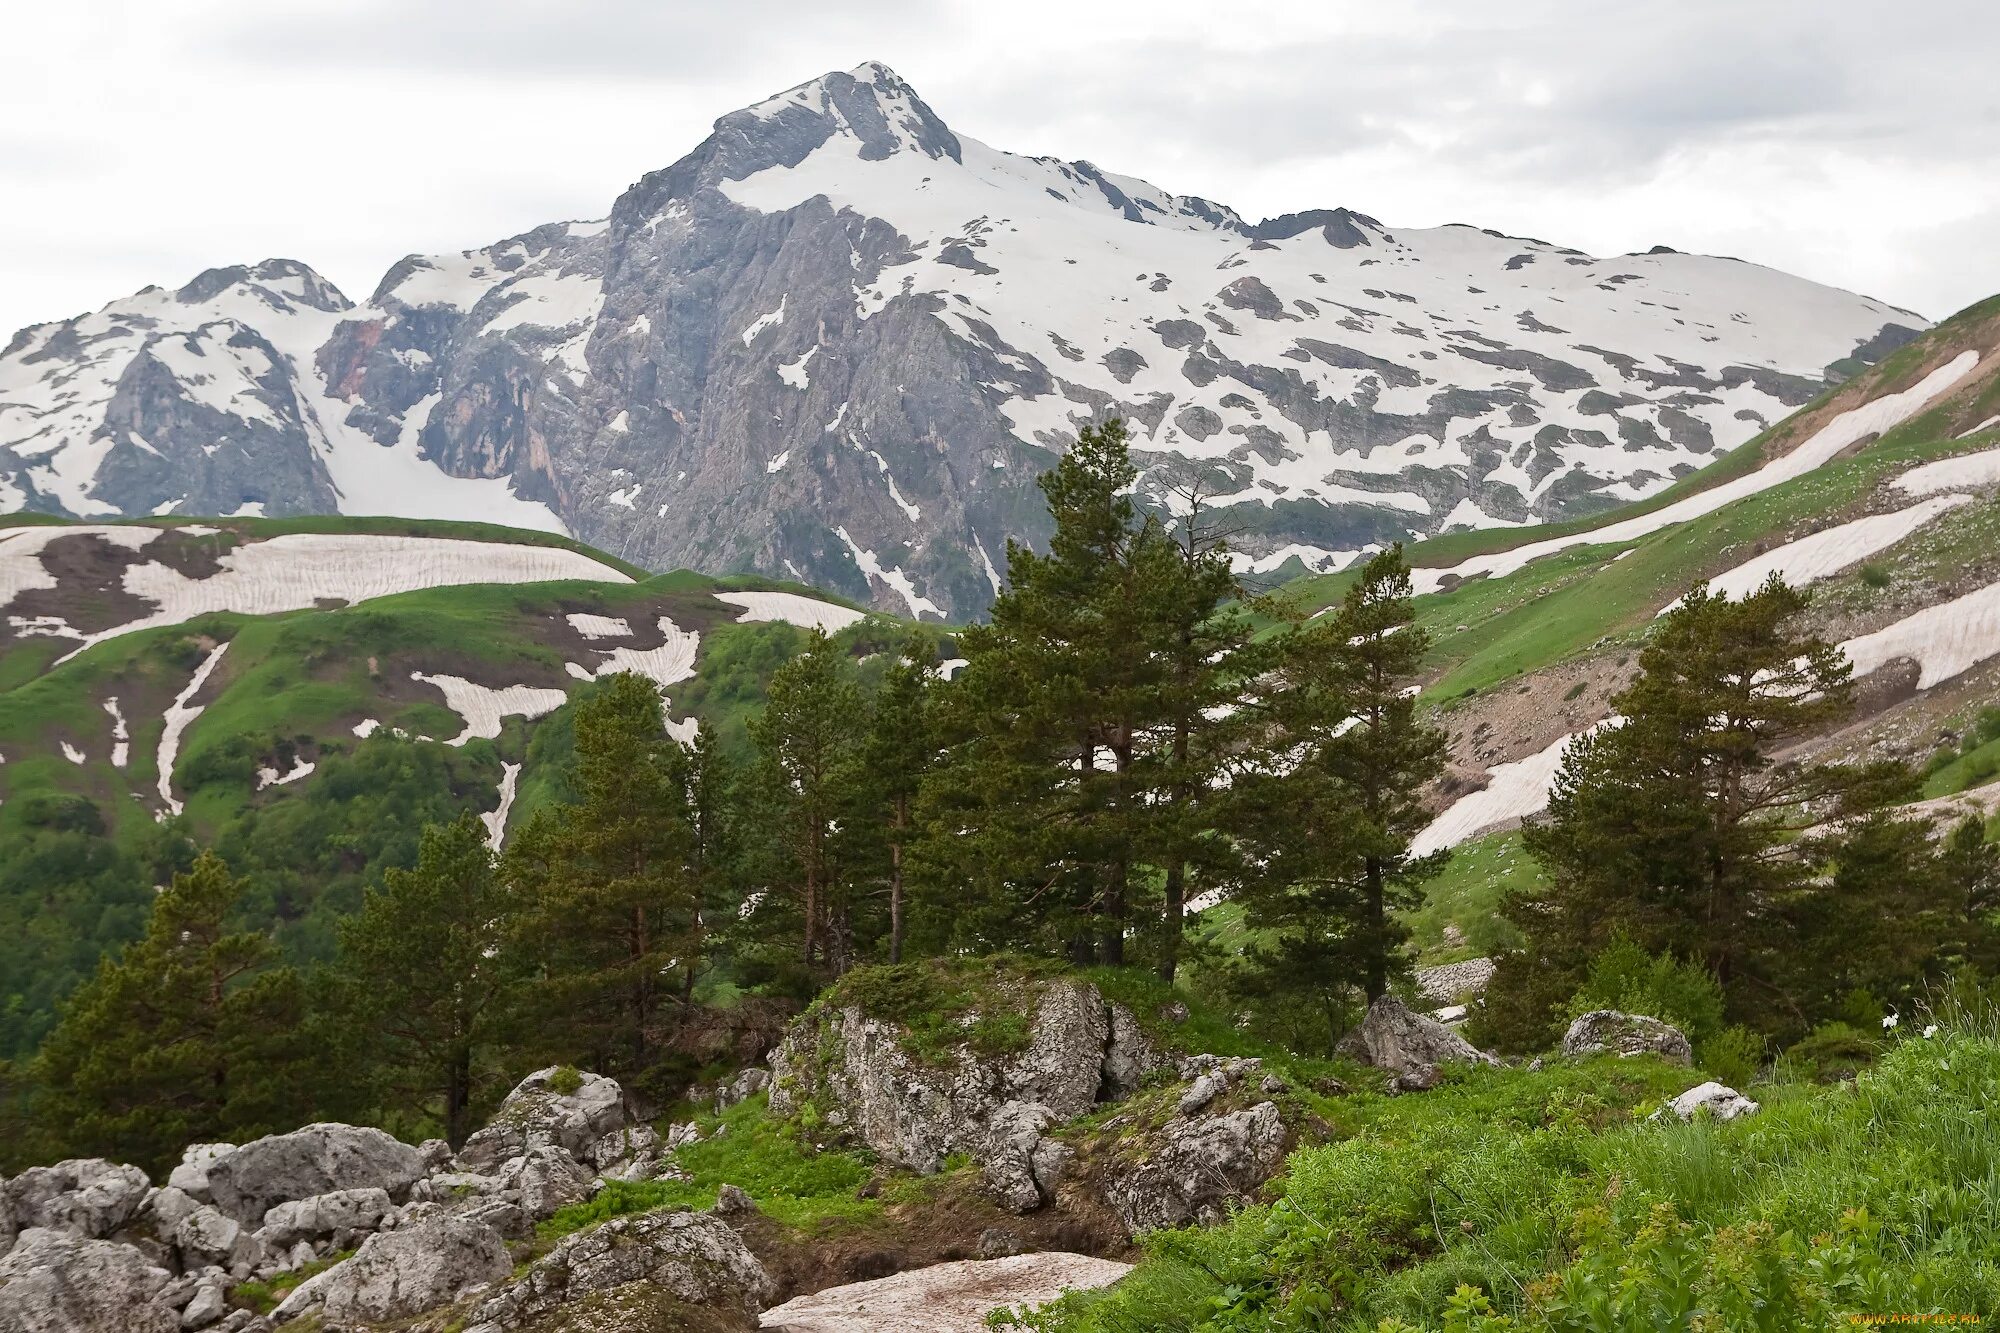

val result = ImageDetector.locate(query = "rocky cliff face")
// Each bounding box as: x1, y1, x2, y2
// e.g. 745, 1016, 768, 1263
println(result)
0, 63, 1926, 618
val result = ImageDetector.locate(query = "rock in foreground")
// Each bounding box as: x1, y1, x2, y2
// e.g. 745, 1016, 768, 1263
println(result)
758, 1252, 1132, 1332
465, 1209, 771, 1333
1660, 1082, 1761, 1123
1342, 995, 1499, 1090
0, 1228, 181, 1333
1562, 1010, 1694, 1064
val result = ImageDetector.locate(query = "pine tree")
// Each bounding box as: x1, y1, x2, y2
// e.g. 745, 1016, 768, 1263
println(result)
924, 419, 1171, 964
855, 636, 937, 964
675, 721, 737, 1004
749, 629, 865, 974
31, 851, 316, 1171
1938, 814, 2000, 973
506, 673, 701, 1078
335, 811, 515, 1145
1497, 577, 1923, 1041
1145, 481, 1267, 982
1232, 546, 1446, 1046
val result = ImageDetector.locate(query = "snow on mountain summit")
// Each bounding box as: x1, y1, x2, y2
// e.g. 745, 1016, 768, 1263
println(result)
0, 63, 1929, 617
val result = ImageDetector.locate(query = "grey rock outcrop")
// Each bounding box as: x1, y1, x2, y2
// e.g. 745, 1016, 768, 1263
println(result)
253, 1187, 392, 1251
166, 1146, 235, 1205
456, 1067, 631, 1174
1106, 1100, 1289, 1234
272, 1214, 509, 1326
206, 1126, 424, 1228
172, 1207, 260, 1278
462, 1210, 771, 1333
0, 1227, 181, 1333
769, 975, 1167, 1210
1343, 995, 1500, 1090
2, 1160, 151, 1240
1562, 1010, 1694, 1064
1659, 1081, 1761, 1123
504, 1145, 597, 1222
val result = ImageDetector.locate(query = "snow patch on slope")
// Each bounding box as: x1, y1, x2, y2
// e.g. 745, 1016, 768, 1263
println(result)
44, 532, 629, 655
836, 526, 941, 618
1409, 351, 1981, 596
1893, 446, 2000, 497
158, 642, 229, 817
1412, 728, 1600, 856
409, 672, 568, 745
716, 589, 869, 632
1677, 494, 1973, 606
483, 761, 521, 850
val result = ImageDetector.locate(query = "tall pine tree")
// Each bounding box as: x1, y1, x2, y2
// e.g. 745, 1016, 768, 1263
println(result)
1494, 577, 1932, 1042
924, 419, 1172, 964
32, 851, 317, 1171
506, 673, 701, 1078
1232, 546, 1446, 1046
335, 811, 516, 1145
855, 635, 937, 964
748, 629, 865, 975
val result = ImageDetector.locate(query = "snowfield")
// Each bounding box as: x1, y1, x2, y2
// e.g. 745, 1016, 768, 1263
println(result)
409, 672, 569, 745
570, 615, 700, 690
1408, 351, 1981, 595
1678, 494, 1973, 607
1893, 445, 2000, 497
157, 642, 229, 817
483, 762, 522, 849
0, 529, 632, 656
1412, 729, 1600, 856
717, 590, 870, 632
1841, 579, 2000, 689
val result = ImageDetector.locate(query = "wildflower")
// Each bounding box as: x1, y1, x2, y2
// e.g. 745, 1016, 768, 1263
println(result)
1881, 1013, 1899, 1031
1923, 1024, 1940, 1039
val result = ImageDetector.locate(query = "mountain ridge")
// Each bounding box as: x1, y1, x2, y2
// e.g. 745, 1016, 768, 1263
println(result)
0, 61, 1926, 619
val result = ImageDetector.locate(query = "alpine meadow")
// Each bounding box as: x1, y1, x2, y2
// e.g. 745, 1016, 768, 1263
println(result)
2, 27, 2000, 1333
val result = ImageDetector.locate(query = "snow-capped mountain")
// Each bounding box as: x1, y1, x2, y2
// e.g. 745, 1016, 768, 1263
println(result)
0, 62, 1927, 619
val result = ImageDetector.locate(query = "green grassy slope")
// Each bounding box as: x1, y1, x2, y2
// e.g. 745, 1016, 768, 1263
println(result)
0, 516, 912, 1057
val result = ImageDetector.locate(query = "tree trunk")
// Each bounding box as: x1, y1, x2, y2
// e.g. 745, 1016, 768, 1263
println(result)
1159, 859, 1185, 983
1363, 855, 1387, 1000
631, 903, 650, 1071
889, 797, 907, 964
446, 1045, 472, 1147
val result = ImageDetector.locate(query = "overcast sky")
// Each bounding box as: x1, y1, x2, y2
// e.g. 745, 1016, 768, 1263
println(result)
5, 0, 1997, 335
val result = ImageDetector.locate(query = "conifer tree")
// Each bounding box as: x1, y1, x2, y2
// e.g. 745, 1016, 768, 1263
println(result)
1232, 546, 1445, 1044
749, 629, 865, 973
856, 635, 937, 963
926, 419, 1170, 963
32, 851, 315, 1170
1495, 577, 1928, 1041
1146, 481, 1267, 981
1938, 814, 2000, 973
675, 721, 737, 1003
506, 673, 700, 1077
335, 811, 515, 1145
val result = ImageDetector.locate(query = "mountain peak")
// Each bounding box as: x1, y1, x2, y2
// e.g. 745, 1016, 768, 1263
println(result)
728, 62, 960, 166
172, 258, 350, 314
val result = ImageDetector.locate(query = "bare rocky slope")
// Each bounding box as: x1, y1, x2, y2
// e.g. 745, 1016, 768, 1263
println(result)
0, 63, 1922, 619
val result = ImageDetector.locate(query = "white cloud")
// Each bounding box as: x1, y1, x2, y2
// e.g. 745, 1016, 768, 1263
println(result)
1, 0, 1995, 335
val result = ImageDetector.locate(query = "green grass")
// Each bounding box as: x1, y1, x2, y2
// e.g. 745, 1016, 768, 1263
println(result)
538, 1092, 878, 1237
1405, 830, 1538, 964
1025, 1019, 2000, 1331
817, 954, 1068, 1066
